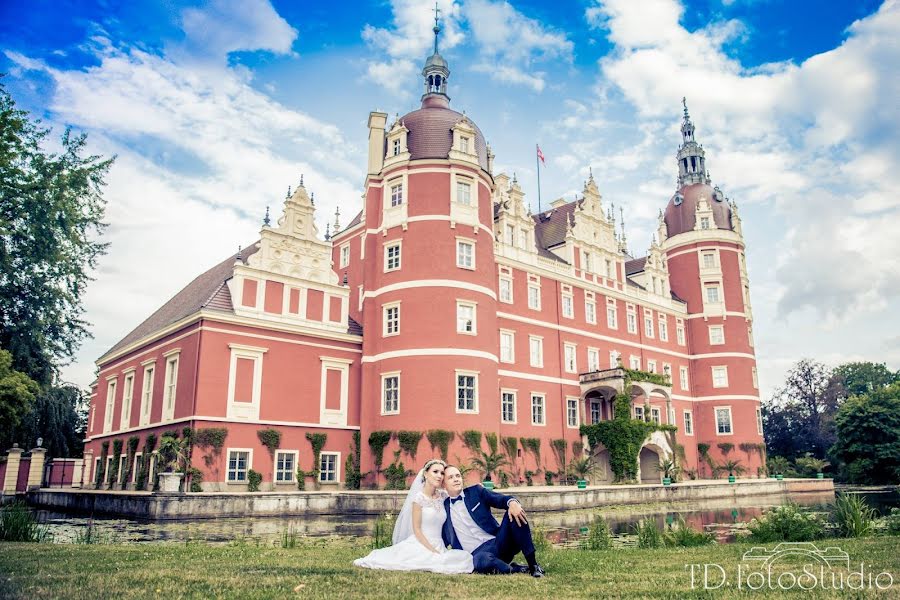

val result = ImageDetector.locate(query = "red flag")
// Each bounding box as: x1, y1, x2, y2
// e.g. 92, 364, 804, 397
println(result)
536, 145, 545, 165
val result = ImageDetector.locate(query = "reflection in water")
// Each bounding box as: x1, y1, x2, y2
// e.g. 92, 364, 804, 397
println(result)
38, 490, 892, 547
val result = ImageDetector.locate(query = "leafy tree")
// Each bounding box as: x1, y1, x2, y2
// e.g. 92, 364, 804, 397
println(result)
5, 383, 87, 457
0, 347, 39, 445
832, 362, 899, 398
0, 81, 112, 385
830, 383, 900, 484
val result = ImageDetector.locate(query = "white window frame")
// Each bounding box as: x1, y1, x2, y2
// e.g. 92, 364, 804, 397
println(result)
383, 302, 400, 337
384, 241, 402, 272
679, 366, 689, 391
139, 360, 155, 426
590, 400, 601, 424
701, 251, 716, 269
659, 317, 669, 342
275, 450, 298, 483
389, 181, 403, 207
456, 238, 475, 270
226, 344, 267, 420
527, 284, 541, 310
676, 321, 686, 346
644, 314, 654, 338
587, 347, 600, 372
566, 397, 579, 428
700, 216, 710, 230
132, 452, 143, 483
499, 330, 515, 364
633, 405, 644, 421
705, 285, 721, 304
647, 359, 657, 374
456, 300, 477, 335
561, 292, 574, 319
455, 371, 479, 414
162, 350, 180, 422
683, 410, 694, 436
226, 448, 253, 483
339, 243, 350, 268
607, 301, 618, 329
626, 309, 637, 334
712, 366, 729, 388
708, 325, 725, 345
564, 343, 577, 374
609, 350, 620, 369
715, 406, 734, 435
501, 389, 517, 424
629, 355, 640, 370
585, 298, 596, 324
319, 451, 341, 483
582, 250, 592, 273
381, 372, 400, 415
650, 407, 661, 424
531, 393, 546, 426
528, 336, 543, 368
120, 370, 135, 431
104, 377, 117, 433
455, 180, 472, 205
498, 275, 513, 304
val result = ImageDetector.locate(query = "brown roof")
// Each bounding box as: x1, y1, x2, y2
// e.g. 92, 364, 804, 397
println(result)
664, 182, 733, 237
399, 98, 489, 171
625, 257, 646, 275
100, 242, 362, 363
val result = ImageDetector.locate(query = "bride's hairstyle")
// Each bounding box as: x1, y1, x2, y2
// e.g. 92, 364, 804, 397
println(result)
420, 459, 447, 480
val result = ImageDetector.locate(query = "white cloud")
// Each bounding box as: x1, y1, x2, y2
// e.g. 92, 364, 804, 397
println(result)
179, 0, 298, 59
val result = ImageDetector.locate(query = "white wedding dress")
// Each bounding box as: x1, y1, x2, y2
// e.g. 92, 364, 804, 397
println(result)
354, 490, 474, 574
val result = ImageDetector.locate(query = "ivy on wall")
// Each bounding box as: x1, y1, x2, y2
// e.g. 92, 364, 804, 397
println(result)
123, 436, 140, 486
397, 431, 423, 460
426, 430, 454, 462
107, 439, 123, 488
580, 376, 675, 483
194, 427, 228, 485
344, 431, 363, 490
519, 437, 541, 466
96, 441, 109, 486
461, 430, 482, 455
368, 431, 393, 471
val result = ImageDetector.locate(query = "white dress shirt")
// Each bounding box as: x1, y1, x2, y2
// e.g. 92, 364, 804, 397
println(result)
448, 491, 494, 552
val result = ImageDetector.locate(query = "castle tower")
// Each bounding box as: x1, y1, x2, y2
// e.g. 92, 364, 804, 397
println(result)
355, 12, 499, 477
661, 100, 763, 476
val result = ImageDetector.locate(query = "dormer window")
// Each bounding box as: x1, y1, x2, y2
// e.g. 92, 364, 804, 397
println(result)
392, 139, 401, 156
700, 217, 710, 230
460, 136, 470, 153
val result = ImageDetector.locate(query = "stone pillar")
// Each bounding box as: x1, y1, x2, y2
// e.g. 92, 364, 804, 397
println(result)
72, 458, 84, 489
3, 446, 23, 493
82, 449, 94, 489
28, 448, 47, 490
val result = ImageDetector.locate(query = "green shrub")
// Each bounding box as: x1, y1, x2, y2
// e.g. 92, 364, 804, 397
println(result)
344, 431, 363, 490
530, 523, 551, 552
372, 512, 396, 549
795, 455, 830, 477
247, 469, 262, 492
746, 503, 825, 542
635, 518, 662, 549
281, 525, 298, 549
187, 467, 204, 492
833, 493, 876, 538
0, 502, 49, 542
582, 515, 612, 550
883, 508, 900, 535
664, 516, 715, 547
384, 459, 410, 490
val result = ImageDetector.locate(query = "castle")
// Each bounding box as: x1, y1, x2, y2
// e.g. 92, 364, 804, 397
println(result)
83, 21, 764, 491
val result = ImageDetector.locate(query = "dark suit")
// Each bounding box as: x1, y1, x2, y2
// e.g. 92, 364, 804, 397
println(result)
441, 485, 537, 574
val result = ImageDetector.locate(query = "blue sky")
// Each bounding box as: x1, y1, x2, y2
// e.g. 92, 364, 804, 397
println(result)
2, 0, 898, 398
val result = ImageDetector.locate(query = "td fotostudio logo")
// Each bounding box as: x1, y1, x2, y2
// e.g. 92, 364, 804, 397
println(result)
686, 542, 896, 591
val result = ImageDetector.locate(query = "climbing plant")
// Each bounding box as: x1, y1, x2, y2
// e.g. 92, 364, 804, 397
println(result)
519, 437, 541, 466
484, 432, 499, 454
397, 431, 423, 460
623, 368, 670, 386
344, 431, 364, 490
501, 436, 519, 480
194, 427, 228, 484
257, 429, 282, 456
368, 430, 393, 472
580, 376, 675, 483
123, 436, 140, 486
426, 429, 454, 462
96, 441, 109, 486
717, 442, 734, 457
384, 451, 411, 490
108, 439, 123, 488
306, 433, 327, 489
550, 439, 567, 482
461, 430, 482, 455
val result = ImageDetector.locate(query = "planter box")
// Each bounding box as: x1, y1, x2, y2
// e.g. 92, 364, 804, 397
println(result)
662, 477, 672, 486
157, 472, 184, 493
577, 480, 588, 489
482, 480, 495, 491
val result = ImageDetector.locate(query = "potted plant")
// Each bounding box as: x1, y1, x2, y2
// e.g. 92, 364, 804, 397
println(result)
568, 456, 598, 489
721, 459, 745, 484
470, 449, 509, 490
156, 435, 187, 492
657, 458, 680, 486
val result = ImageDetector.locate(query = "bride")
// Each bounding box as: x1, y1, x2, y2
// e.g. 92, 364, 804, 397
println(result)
353, 459, 473, 574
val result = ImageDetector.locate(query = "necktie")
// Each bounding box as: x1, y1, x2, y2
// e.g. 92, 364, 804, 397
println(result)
450, 496, 463, 504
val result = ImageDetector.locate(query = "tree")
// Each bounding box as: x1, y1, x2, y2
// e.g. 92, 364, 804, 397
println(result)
0, 347, 39, 445
764, 359, 840, 460
832, 362, 899, 398
830, 383, 900, 485
6, 384, 87, 457
0, 81, 112, 385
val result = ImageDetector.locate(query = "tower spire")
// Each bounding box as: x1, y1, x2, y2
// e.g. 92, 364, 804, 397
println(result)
421, 3, 450, 105
676, 97, 709, 186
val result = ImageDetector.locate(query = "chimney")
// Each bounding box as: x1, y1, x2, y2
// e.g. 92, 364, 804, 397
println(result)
367, 111, 388, 176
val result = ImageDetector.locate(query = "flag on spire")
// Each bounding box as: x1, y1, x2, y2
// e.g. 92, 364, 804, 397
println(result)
536, 145, 545, 165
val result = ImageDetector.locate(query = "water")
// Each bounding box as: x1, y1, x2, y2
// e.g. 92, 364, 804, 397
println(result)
32, 487, 897, 546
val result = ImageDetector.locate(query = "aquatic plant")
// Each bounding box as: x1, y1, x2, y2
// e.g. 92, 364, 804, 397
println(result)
833, 493, 876, 538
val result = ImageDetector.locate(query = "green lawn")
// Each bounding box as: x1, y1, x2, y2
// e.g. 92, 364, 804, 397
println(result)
1, 537, 898, 599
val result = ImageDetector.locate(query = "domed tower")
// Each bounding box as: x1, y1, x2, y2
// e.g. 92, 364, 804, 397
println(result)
357, 12, 499, 478
660, 100, 763, 477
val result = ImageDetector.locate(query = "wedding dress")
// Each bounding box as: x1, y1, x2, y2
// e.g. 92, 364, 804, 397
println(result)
354, 489, 474, 574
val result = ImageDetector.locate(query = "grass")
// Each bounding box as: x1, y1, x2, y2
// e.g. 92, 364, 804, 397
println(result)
3, 537, 899, 599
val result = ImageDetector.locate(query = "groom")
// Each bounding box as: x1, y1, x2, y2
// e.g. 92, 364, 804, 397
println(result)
441, 465, 545, 577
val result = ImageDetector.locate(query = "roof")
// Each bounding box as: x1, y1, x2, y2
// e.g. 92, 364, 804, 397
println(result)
625, 257, 646, 275
664, 182, 732, 237
100, 243, 362, 363
399, 98, 489, 170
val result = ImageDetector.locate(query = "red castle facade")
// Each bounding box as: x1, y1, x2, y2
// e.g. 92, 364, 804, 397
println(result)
83, 35, 764, 491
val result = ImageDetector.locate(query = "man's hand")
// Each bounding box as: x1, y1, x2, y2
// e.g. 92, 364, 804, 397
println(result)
508, 499, 528, 526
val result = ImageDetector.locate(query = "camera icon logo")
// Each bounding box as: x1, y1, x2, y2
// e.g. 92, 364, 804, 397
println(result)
743, 542, 850, 569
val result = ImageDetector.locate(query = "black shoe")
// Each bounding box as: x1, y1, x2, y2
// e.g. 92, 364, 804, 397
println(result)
529, 564, 545, 578
509, 562, 530, 574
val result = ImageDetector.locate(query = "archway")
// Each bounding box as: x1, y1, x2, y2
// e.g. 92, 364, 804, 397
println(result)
639, 446, 661, 483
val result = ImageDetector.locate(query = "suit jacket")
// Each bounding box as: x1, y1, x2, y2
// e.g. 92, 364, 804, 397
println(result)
441, 485, 516, 550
